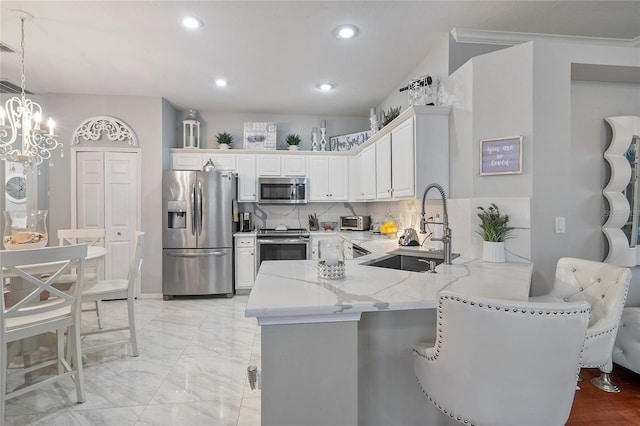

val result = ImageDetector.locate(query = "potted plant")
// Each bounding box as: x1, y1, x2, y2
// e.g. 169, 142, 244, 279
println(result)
477, 203, 513, 262
381, 106, 402, 127
285, 133, 302, 151
216, 131, 233, 149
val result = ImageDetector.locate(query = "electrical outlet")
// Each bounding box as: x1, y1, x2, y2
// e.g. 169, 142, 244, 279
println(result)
555, 217, 566, 234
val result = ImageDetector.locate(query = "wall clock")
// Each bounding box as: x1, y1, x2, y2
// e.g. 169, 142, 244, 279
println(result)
5, 175, 26, 203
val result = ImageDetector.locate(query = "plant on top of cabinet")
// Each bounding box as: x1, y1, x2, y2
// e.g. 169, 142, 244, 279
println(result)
286, 133, 302, 151
216, 131, 233, 149
382, 106, 402, 127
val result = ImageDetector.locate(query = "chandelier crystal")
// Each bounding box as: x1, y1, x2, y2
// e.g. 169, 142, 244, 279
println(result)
0, 13, 62, 170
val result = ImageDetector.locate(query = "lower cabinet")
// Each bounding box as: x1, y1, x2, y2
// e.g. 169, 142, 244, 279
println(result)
235, 236, 256, 292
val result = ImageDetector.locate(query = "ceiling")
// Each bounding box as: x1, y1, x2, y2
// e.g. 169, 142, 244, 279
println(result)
0, 1, 639, 117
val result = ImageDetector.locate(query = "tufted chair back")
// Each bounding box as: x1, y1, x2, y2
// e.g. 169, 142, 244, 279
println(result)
414, 289, 590, 426
552, 258, 631, 369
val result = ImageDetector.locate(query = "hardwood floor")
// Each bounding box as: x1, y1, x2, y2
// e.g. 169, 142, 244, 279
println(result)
568, 366, 640, 425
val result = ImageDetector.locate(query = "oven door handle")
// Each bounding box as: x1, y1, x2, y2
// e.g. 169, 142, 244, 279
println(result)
257, 239, 309, 244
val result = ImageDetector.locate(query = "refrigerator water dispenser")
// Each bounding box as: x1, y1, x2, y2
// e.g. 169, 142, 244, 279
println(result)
167, 200, 187, 229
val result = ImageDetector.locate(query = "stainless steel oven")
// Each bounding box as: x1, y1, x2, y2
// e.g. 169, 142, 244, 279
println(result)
256, 228, 310, 267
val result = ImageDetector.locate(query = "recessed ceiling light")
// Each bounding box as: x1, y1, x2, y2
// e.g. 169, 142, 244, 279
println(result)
182, 16, 203, 30
317, 83, 335, 92
333, 24, 359, 40
215, 79, 227, 87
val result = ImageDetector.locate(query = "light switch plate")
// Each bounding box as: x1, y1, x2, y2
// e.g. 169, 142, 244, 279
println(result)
555, 217, 566, 234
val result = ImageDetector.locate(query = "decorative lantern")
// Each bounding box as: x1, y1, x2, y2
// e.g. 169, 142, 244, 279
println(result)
182, 109, 200, 149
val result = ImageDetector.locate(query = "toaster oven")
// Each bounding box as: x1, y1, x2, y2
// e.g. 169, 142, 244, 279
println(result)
340, 215, 371, 231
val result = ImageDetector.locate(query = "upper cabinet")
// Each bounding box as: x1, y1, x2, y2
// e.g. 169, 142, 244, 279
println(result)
257, 154, 307, 176
362, 106, 450, 200
308, 156, 349, 201
171, 152, 236, 171
237, 155, 257, 202
169, 106, 450, 203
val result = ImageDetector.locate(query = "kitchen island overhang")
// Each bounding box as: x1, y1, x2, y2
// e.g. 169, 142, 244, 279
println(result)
245, 257, 533, 426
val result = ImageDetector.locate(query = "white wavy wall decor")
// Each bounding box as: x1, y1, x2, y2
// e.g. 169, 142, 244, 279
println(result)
603, 116, 640, 266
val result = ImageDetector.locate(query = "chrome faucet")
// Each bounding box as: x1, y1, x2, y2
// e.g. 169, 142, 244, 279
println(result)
420, 183, 452, 264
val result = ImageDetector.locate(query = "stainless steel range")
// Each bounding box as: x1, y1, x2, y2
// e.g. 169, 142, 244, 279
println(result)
256, 227, 310, 268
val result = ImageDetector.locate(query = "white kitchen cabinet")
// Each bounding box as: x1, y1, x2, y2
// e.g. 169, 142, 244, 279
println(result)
235, 236, 256, 292
171, 152, 235, 171
207, 153, 236, 171
257, 155, 281, 176
237, 155, 257, 202
282, 156, 306, 176
171, 152, 205, 170
308, 156, 349, 201
375, 133, 392, 199
358, 144, 376, 201
353, 106, 449, 200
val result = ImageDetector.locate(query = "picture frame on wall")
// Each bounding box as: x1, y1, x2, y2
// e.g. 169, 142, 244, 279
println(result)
329, 130, 371, 152
243, 122, 277, 150
479, 135, 523, 176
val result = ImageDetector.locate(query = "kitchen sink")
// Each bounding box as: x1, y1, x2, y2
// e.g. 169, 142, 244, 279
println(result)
361, 252, 459, 273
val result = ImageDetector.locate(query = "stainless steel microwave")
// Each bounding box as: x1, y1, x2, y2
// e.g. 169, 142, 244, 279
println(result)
258, 177, 308, 204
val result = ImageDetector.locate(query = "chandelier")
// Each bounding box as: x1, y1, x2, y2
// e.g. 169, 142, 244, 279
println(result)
0, 12, 62, 170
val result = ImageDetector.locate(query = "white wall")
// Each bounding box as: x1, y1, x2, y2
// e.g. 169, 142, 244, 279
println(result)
47, 94, 164, 294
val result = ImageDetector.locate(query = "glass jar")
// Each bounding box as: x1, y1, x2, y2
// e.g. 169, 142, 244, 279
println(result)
317, 239, 345, 279
3, 210, 48, 250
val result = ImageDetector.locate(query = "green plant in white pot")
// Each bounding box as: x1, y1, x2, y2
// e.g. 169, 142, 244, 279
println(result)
477, 203, 513, 262
286, 133, 302, 151
216, 131, 233, 149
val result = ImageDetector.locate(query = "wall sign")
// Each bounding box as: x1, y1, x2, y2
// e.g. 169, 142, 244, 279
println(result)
479, 136, 523, 176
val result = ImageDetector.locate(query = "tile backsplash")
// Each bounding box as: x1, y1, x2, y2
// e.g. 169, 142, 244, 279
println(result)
239, 196, 531, 262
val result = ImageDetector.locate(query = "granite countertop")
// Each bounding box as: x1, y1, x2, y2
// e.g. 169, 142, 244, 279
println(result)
245, 255, 533, 324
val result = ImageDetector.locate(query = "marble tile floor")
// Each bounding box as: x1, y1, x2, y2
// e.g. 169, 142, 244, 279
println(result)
4, 295, 261, 426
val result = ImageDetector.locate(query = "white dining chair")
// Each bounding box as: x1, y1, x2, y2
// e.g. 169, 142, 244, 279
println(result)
1, 244, 88, 425
57, 228, 106, 329
80, 232, 144, 357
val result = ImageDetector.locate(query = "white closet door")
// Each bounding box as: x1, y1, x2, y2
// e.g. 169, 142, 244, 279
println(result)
104, 152, 138, 280
76, 151, 139, 280
76, 152, 105, 229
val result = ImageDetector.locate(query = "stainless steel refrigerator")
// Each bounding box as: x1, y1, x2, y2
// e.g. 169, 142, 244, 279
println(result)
162, 170, 237, 298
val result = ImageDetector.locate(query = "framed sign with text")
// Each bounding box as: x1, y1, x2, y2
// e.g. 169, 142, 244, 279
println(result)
479, 136, 523, 176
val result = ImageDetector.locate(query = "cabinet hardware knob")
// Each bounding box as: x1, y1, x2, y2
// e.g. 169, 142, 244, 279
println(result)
117, 232, 122, 236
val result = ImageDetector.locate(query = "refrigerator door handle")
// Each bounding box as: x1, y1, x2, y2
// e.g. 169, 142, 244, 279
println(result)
197, 180, 204, 235
165, 251, 228, 258
191, 183, 197, 236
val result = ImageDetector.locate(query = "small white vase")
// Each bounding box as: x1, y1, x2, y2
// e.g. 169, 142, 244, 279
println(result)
482, 241, 505, 263
288, 145, 299, 151
218, 144, 230, 150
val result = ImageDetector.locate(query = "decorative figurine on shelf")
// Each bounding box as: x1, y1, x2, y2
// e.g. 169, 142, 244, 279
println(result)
320, 120, 327, 151
400, 75, 438, 106
311, 127, 319, 151
369, 107, 378, 136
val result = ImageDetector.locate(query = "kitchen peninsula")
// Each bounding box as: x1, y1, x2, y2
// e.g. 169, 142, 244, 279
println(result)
245, 238, 532, 426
